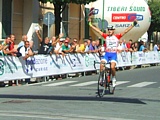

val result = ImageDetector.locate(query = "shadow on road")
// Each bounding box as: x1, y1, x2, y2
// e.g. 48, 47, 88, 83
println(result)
0, 94, 146, 104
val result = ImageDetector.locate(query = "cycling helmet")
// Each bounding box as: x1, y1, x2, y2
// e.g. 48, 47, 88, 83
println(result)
107, 25, 115, 30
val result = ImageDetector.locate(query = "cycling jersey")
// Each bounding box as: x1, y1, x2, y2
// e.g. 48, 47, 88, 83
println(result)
102, 33, 122, 53
101, 33, 122, 63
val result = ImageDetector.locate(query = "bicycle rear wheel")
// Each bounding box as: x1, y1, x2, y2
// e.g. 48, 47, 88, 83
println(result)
97, 71, 107, 97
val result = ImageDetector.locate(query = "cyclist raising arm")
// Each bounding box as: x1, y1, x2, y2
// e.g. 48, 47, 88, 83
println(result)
88, 18, 137, 87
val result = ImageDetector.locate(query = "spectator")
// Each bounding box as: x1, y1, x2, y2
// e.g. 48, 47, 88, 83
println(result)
130, 43, 135, 52
18, 35, 27, 48
77, 39, 88, 53
122, 39, 128, 52
84, 39, 90, 53
51, 34, 64, 53
17, 41, 33, 60
151, 43, 159, 66
95, 39, 101, 52
138, 40, 143, 51
62, 40, 70, 53
1, 37, 10, 55
54, 38, 65, 57
3, 35, 18, 86
17, 36, 34, 84
18, 40, 34, 84
129, 42, 138, 52
2, 35, 17, 56
85, 39, 92, 53
65, 36, 71, 47
17, 35, 34, 56
9, 34, 17, 56
2, 36, 11, 46
35, 32, 63, 81
153, 43, 159, 51
139, 40, 148, 52
50, 36, 57, 45
130, 42, 138, 69
70, 38, 79, 53
48, 36, 57, 54
134, 42, 138, 51
89, 40, 97, 53
9, 34, 15, 50
126, 39, 133, 50
117, 39, 126, 53
36, 30, 54, 55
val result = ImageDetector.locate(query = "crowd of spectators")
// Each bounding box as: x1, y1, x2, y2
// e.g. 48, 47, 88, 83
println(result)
0, 31, 159, 87
1, 32, 154, 59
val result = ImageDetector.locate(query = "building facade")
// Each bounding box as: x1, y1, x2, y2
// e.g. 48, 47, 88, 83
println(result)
0, 0, 91, 50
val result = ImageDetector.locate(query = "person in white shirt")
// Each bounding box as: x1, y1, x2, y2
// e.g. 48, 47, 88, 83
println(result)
18, 41, 33, 60
54, 38, 65, 57
153, 43, 159, 51
117, 39, 125, 53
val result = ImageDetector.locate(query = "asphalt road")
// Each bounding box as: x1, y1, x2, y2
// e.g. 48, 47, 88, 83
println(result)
0, 66, 160, 120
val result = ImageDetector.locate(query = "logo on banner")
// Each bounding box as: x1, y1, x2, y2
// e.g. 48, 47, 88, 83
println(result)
88, 7, 99, 16
85, 55, 89, 67
112, 13, 143, 22
71, 59, 76, 67
0, 59, 5, 76
25, 57, 48, 73
158, 52, 160, 60
85, 54, 95, 67
25, 65, 33, 73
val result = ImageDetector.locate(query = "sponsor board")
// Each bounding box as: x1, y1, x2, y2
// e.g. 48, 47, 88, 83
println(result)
86, 0, 151, 42
112, 13, 143, 22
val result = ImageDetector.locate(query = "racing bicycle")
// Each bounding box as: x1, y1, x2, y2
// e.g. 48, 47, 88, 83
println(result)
94, 61, 115, 97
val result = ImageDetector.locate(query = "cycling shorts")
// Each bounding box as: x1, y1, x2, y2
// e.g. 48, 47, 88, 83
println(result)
101, 52, 117, 63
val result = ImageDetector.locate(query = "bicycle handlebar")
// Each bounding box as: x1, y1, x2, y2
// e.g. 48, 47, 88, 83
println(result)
94, 61, 111, 69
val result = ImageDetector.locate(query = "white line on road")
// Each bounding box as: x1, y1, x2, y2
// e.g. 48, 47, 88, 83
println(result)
127, 82, 156, 87
71, 81, 130, 87
43, 81, 77, 86
70, 81, 97, 86
116, 81, 130, 85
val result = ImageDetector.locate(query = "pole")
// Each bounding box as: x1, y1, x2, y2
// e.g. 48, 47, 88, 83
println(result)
47, 13, 50, 37
101, 0, 105, 47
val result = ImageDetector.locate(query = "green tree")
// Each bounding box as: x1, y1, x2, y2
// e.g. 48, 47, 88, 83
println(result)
148, 0, 160, 41
38, 0, 96, 36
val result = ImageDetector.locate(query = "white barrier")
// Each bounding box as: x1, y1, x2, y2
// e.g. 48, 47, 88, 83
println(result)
0, 51, 160, 81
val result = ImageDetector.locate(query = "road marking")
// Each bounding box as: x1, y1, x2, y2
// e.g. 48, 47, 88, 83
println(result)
116, 81, 130, 85
71, 81, 130, 86
127, 82, 156, 87
0, 110, 134, 120
70, 81, 97, 86
43, 81, 77, 86
32, 80, 156, 88
27, 81, 48, 86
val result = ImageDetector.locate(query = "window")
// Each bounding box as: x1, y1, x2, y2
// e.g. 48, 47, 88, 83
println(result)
2, 0, 12, 39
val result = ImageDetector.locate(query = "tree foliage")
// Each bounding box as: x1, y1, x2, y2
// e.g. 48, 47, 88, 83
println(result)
148, 0, 160, 40
38, 0, 97, 5
148, 1, 160, 31
38, 0, 96, 36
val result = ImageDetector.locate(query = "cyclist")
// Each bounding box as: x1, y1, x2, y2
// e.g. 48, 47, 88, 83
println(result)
88, 18, 137, 87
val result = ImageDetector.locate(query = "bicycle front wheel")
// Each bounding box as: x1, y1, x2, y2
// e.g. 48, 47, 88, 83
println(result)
97, 71, 106, 97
